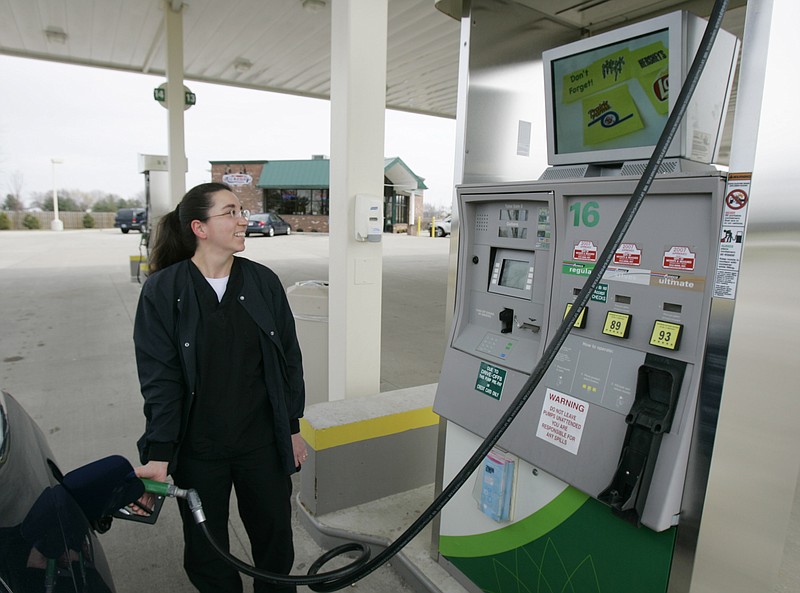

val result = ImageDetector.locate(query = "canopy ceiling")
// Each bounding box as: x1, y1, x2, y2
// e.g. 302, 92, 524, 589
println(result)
0, 0, 747, 119
0, 0, 461, 118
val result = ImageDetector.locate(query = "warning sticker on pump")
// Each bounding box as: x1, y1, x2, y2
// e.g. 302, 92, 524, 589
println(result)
613, 243, 642, 266
725, 188, 748, 211
663, 246, 696, 271
715, 173, 752, 300
536, 389, 588, 455
573, 240, 598, 262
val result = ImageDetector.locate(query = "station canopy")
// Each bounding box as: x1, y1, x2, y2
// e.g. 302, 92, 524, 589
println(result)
0, 0, 460, 118
0, 0, 747, 120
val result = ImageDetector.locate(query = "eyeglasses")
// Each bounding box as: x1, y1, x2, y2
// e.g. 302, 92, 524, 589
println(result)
205, 208, 250, 220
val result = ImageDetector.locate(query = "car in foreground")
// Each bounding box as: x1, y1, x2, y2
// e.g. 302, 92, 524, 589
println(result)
431, 215, 452, 237
246, 212, 292, 237
113, 208, 147, 234
0, 390, 118, 592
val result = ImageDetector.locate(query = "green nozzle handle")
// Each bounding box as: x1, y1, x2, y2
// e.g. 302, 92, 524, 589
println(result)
141, 478, 171, 496
140, 478, 189, 499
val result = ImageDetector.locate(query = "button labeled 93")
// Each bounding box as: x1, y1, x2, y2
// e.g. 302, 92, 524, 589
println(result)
650, 320, 683, 350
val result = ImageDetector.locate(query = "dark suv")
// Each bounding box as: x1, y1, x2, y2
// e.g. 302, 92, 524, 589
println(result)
113, 208, 147, 234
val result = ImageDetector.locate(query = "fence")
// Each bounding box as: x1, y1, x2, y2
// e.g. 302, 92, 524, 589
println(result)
0, 211, 118, 230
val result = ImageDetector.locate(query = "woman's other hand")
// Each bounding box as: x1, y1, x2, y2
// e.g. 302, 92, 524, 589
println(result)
291, 433, 308, 467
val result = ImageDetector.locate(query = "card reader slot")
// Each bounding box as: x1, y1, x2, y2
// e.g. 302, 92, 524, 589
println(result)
598, 354, 686, 525
499, 308, 514, 334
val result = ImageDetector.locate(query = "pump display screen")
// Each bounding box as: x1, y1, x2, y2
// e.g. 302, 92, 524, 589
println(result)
550, 28, 669, 157
499, 259, 529, 290
489, 248, 534, 299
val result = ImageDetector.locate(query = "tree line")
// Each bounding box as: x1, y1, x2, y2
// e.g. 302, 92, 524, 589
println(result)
2, 189, 144, 212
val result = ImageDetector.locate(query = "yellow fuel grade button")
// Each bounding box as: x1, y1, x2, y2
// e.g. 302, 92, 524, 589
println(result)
603, 311, 631, 338
650, 320, 683, 350
564, 303, 588, 329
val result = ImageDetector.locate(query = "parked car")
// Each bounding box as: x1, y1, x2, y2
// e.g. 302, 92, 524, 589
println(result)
431, 215, 452, 237
0, 390, 118, 592
246, 213, 292, 237
113, 208, 147, 234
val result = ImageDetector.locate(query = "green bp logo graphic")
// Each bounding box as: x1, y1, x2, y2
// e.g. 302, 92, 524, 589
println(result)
484, 539, 602, 593
441, 493, 675, 593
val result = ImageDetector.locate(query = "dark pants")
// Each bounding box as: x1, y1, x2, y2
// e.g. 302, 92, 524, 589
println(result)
173, 446, 295, 593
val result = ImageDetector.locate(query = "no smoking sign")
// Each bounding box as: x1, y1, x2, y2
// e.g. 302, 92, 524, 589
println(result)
725, 189, 748, 210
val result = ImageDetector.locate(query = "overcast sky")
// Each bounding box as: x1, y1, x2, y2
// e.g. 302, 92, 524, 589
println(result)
0, 55, 457, 209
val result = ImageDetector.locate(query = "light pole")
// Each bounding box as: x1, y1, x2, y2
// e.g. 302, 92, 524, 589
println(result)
51, 158, 64, 231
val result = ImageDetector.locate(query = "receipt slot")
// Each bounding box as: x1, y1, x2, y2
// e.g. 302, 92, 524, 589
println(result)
434, 174, 725, 592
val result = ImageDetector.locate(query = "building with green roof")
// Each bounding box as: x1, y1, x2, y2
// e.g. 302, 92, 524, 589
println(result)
210, 155, 427, 234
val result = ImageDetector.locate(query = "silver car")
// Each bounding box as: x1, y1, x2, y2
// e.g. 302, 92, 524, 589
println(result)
432, 215, 451, 237
245, 213, 292, 237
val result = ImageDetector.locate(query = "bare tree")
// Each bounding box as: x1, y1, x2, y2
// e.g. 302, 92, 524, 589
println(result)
4, 170, 24, 210
3, 194, 23, 211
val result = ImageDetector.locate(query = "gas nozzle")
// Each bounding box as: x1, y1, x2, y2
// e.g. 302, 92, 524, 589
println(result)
186, 489, 206, 524
140, 479, 205, 524
140, 478, 190, 500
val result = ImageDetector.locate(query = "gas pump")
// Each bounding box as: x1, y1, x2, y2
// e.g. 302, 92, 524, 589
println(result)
432, 5, 739, 593
137, 155, 170, 226
434, 175, 725, 590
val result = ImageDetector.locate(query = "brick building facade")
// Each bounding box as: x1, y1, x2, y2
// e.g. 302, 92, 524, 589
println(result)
210, 156, 426, 234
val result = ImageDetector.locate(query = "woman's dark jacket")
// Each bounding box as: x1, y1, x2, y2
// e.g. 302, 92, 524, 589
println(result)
134, 257, 305, 476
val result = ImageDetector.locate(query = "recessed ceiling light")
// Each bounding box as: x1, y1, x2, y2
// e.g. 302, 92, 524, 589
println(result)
44, 27, 68, 44
234, 59, 253, 73
302, 0, 326, 13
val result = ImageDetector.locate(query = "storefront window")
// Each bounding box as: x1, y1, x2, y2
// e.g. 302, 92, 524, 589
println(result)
310, 189, 329, 215
264, 188, 327, 215
395, 194, 409, 224
264, 189, 283, 213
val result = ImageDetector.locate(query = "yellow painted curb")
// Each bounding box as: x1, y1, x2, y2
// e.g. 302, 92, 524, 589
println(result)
300, 407, 439, 451
130, 256, 149, 273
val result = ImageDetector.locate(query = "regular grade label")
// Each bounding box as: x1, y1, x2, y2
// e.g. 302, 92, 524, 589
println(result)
563, 261, 595, 276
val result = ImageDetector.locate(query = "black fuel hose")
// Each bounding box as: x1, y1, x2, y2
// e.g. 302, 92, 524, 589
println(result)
187, 0, 731, 588
198, 522, 371, 587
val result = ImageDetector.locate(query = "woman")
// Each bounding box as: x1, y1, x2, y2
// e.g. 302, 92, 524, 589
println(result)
133, 182, 306, 593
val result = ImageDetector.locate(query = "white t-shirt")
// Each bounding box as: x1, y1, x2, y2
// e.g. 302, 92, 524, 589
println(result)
205, 275, 230, 302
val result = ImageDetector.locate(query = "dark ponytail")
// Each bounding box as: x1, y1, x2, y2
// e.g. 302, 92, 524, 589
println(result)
148, 182, 231, 272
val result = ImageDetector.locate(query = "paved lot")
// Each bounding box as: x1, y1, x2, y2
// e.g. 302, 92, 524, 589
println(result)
0, 228, 451, 592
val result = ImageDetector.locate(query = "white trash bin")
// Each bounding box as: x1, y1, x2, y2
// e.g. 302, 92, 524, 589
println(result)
286, 280, 329, 406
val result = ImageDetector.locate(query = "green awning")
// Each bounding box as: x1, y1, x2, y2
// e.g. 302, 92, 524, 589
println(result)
258, 159, 330, 189
257, 157, 427, 191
